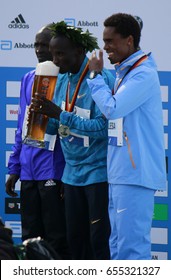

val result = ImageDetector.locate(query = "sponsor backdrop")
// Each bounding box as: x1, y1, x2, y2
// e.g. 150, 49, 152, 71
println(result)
0, 0, 170, 260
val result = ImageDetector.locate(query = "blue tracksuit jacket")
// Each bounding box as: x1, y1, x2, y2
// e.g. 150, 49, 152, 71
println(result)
87, 50, 166, 191
47, 56, 115, 186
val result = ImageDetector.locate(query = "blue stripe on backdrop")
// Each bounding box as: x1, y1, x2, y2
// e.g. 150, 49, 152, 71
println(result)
0, 68, 170, 259
0, 67, 34, 244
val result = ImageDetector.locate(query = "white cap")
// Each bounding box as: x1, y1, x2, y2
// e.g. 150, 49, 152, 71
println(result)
35, 61, 59, 76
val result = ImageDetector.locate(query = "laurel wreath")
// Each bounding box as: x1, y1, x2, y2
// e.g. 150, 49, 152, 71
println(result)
49, 21, 99, 52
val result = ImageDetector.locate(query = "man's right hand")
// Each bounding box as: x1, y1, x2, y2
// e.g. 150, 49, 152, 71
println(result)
89, 49, 104, 72
30, 93, 62, 120
5, 174, 20, 197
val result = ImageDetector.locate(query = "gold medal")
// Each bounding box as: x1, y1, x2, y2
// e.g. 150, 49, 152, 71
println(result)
58, 124, 70, 138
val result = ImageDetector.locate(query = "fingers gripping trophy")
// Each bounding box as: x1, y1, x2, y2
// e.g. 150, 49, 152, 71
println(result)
23, 61, 59, 148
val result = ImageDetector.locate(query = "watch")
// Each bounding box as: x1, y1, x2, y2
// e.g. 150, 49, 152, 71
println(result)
89, 70, 101, 79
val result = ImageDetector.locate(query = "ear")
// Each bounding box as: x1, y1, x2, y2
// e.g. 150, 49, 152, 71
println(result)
127, 35, 134, 46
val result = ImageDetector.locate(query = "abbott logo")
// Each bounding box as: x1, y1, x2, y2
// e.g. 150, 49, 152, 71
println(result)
64, 18, 76, 26
64, 18, 98, 28
0, 40, 12, 50
8, 14, 29, 29
77, 20, 98, 27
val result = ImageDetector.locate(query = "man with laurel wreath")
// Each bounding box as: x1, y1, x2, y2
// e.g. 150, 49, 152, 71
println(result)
31, 21, 114, 260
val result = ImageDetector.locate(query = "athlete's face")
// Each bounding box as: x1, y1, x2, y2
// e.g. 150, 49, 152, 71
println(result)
49, 36, 82, 74
34, 30, 53, 63
103, 26, 133, 64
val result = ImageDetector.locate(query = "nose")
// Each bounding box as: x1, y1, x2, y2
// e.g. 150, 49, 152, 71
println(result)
103, 43, 108, 51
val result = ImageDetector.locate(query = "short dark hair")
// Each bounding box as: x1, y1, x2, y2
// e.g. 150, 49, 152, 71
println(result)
104, 13, 141, 49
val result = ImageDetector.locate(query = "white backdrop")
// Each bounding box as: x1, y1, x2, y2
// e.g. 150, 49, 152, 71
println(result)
0, 0, 171, 70
0, 0, 170, 260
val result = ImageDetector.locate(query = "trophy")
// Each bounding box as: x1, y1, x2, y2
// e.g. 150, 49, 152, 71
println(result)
23, 61, 59, 148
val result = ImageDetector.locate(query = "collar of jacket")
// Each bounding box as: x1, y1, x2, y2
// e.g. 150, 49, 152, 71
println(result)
114, 50, 145, 74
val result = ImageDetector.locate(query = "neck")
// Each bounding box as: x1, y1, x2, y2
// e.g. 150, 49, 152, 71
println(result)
70, 55, 85, 74
120, 48, 140, 64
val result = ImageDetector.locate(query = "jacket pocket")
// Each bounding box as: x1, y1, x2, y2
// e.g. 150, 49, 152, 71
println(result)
124, 132, 136, 169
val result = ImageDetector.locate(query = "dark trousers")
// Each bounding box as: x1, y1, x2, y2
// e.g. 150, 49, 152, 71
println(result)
64, 182, 111, 260
20, 180, 70, 259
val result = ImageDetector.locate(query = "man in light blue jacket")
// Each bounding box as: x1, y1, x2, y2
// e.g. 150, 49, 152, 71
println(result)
87, 13, 166, 259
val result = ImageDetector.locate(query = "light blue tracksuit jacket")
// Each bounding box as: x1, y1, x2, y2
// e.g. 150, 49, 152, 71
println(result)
87, 50, 166, 191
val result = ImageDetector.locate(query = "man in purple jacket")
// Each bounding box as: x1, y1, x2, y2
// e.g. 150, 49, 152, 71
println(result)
5, 24, 69, 259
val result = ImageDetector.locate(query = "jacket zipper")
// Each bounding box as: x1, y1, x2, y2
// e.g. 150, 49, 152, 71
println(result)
124, 132, 136, 169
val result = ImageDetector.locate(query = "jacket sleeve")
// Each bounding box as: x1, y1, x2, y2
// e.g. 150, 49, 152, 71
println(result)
87, 67, 158, 120
8, 73, 33, 175
60, 110, 108, 138
59, 69, 114, 139
46, 118, 59, 135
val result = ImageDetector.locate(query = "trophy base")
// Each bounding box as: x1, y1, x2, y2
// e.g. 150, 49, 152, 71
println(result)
23, 137, 46, 149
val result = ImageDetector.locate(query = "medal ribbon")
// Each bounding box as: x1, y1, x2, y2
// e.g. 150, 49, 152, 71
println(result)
65, 61, 89, 112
